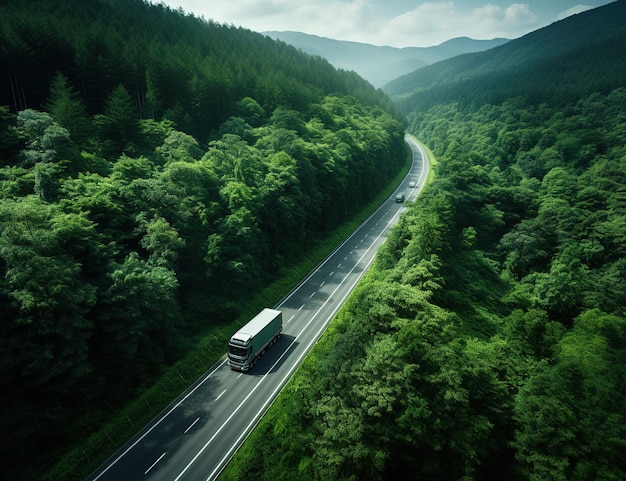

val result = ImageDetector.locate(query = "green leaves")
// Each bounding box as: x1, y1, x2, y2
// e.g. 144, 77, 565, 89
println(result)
44, 72, 93, 148
0, 2, 412, 477
513, 311, 626, 481
139, 216, 185, 267
224, 84, 626, 480
0, 196, 98, 452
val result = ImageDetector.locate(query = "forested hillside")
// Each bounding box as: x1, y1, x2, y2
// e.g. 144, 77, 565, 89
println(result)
0, 0, 407, 478
385, 0, 626, 112
222, 3, 626, 481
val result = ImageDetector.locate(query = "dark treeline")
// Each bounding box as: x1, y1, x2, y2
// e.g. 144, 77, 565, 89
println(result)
223, 87, 626, 481
1, 0, 401, 136
0, 0, 407, 477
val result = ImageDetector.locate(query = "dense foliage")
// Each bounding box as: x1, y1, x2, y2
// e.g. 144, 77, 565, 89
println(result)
0, 0, 407, 477
222, 89, 626, 481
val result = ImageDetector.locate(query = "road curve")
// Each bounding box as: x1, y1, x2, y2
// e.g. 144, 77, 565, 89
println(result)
85, 135, 429, 481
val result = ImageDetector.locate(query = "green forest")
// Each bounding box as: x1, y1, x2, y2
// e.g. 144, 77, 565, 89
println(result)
0, 1, 407, 479
223, 91, 626, 481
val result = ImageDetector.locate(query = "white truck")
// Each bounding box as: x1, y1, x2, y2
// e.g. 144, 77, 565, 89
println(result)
227, 308, 282, 371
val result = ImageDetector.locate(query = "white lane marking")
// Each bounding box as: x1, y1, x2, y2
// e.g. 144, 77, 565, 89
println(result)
288, 315, 295, 323
184, 417, 200, 434
215, 390, 227, 401
145, 452, 166, 475
319, 281, 325, 287
309, 292, 315, 299
298, 304, 304, 311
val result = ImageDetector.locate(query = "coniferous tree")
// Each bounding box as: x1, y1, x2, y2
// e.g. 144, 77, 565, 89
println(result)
95, 84, 139, 157
44, 72, 93, 149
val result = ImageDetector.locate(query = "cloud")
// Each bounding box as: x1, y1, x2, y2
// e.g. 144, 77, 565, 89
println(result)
166, 1, 544, 47
382, 2, 538, 46
556, 4, 594, 20
193, 0, 379, 40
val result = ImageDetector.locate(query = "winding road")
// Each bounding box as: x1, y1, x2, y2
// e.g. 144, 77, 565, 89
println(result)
85, 135, 429, 481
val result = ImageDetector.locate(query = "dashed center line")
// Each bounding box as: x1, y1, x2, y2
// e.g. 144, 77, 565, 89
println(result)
184, 417, 200, 434
215, 390, 227, 401
145, 452, 166, 475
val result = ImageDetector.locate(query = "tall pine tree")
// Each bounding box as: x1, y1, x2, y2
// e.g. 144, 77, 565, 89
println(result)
44, 72, 93, 149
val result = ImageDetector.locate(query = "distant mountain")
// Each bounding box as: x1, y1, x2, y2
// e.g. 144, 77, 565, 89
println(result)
385, 0, 626, 111
263, 31, 509, 87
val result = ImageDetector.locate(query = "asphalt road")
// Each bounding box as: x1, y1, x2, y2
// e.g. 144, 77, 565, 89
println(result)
85, 135, 429, 481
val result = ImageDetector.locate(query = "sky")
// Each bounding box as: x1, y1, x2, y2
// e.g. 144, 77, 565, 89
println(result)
156, 0, 615, 47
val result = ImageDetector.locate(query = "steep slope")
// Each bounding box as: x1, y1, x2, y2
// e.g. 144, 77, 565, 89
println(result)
264, 31, 508, 87
386, 0, 626, 111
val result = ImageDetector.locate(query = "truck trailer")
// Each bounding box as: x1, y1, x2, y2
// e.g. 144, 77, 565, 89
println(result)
227, 308, 282, 371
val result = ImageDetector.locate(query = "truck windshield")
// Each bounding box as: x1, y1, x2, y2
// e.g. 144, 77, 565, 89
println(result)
228, 345, 248, 357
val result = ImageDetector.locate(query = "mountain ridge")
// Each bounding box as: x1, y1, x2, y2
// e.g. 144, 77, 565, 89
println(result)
263, 31, 509, 87
385, 0, 626, 110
